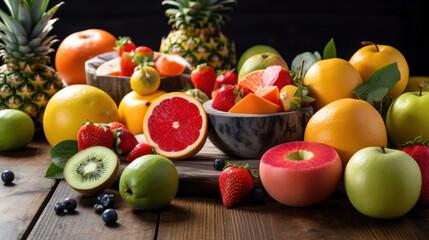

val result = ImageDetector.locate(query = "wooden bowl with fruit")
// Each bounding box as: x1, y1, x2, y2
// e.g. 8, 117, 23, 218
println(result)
204, 66, 315, 159
85, 51, 192, 105
203, 99, 313, 159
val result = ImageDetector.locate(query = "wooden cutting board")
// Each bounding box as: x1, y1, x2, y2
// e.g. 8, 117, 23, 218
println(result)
121, 135, 262, 196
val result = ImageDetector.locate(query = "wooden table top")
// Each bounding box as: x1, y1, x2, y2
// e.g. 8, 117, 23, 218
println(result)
1, 137, 429, 240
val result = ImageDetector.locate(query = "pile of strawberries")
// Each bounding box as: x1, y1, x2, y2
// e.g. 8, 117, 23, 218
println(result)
115, 37, 155, 77
77, 121, 152, 163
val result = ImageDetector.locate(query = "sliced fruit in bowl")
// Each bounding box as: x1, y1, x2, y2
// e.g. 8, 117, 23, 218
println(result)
203, 100, 313, 158
155, 53, 191, 77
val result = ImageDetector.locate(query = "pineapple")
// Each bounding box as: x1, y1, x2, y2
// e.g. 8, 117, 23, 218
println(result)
0, 0, 63, 130
160, 0, 237, 71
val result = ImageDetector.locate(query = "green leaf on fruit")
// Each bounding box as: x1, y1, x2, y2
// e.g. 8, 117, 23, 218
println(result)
354, 62, 401, 105
45, 140, 78, 179
44, 163, 64, 179
49, 140, 78, 168
291, 51, 321, 77
323, 38, 337, 59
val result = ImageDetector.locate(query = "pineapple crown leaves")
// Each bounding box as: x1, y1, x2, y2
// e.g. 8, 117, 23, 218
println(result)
399, 136, 429, 148
162, 0, 237, 30
223, 162, 258, 179
0, 0, 64, 65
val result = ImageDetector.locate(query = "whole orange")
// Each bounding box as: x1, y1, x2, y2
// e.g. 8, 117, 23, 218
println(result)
43, 85, 119, 146
118, 90, 166, 135
55, 29, 117, 85
303, 58, 362, 111
349, 44, 409, 98
304, 98, 387, 167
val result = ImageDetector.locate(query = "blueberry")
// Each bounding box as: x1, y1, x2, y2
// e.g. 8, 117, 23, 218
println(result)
62, 198, 77, 212
101, 194, 115, 208
96, 193, 106, 204
2, 170, 14, 184
93, 204, 104, 213
54, 203, 66, 213
213, 158, 225, 171
250, 188, 265, 203
102, 209, 118, 224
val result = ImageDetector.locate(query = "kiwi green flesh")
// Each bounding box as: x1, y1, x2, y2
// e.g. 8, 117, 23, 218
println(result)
64, 146, 119, 195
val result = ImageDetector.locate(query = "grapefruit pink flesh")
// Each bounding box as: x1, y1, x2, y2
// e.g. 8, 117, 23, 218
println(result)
96, 57, 121, 76
260, 141, 342, 207
147, 97, 202, 151
143, 93, 207, 159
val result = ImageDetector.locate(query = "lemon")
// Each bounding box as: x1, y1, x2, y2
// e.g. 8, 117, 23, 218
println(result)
43, 85, 119, 146
0, 109, 35, 151
130, 66, 160, 96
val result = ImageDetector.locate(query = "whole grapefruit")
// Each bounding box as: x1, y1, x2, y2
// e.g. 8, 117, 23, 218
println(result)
304, 98, 387, 167
56, 29, 117, 85
43, 85, 119, 146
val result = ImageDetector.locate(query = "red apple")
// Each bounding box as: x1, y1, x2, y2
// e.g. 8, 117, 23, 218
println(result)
260, 141, 342, 207
262, 65, 292, 90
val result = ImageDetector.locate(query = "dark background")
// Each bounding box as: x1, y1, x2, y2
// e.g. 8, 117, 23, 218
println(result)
2, 0, 429, 75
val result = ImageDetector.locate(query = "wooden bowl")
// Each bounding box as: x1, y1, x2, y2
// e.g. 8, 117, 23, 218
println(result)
203, 100, 314, 159
85, 51, 191, 105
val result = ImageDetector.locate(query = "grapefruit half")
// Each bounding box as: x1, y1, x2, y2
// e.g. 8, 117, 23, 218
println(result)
143, 92, 208, 159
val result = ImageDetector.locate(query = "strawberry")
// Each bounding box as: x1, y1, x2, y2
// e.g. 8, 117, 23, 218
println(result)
109, 122, 127, 131
114, 128, 138, 156
191, 64, 217, 97
126, 143, 153, 163
134, 46, 154, 60
212, 85, 242, 112
219, 163, 257, 207
77, 121, 114, 151
132, 46, 156, 68
120, 53, 137, 77
114, 36, 136, 57
399, 136, 429, 205
215, 71, 238, 88
235, 84, 254, 98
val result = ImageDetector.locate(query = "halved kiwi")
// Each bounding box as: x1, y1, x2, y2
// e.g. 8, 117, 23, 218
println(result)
64, 146, 120, 195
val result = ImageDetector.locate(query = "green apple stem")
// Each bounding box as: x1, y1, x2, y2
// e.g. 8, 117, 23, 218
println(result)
380, 145, 386, 154
361, 41, 379, 52
419, 81, 429, 96
125, 188, 132, 194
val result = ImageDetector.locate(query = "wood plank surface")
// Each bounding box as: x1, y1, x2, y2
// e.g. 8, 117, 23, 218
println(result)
157, 191, 429, 240
27, 181, 159, 240
0, 137, 57, 240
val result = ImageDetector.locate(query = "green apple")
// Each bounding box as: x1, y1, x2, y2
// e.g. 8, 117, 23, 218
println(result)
345, 146, 421, 219
238, 52, 288, 80
237, 45, 282, 73
386, 81, 429, 146
0, 109, 34, 151
119, 154, 179, 211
